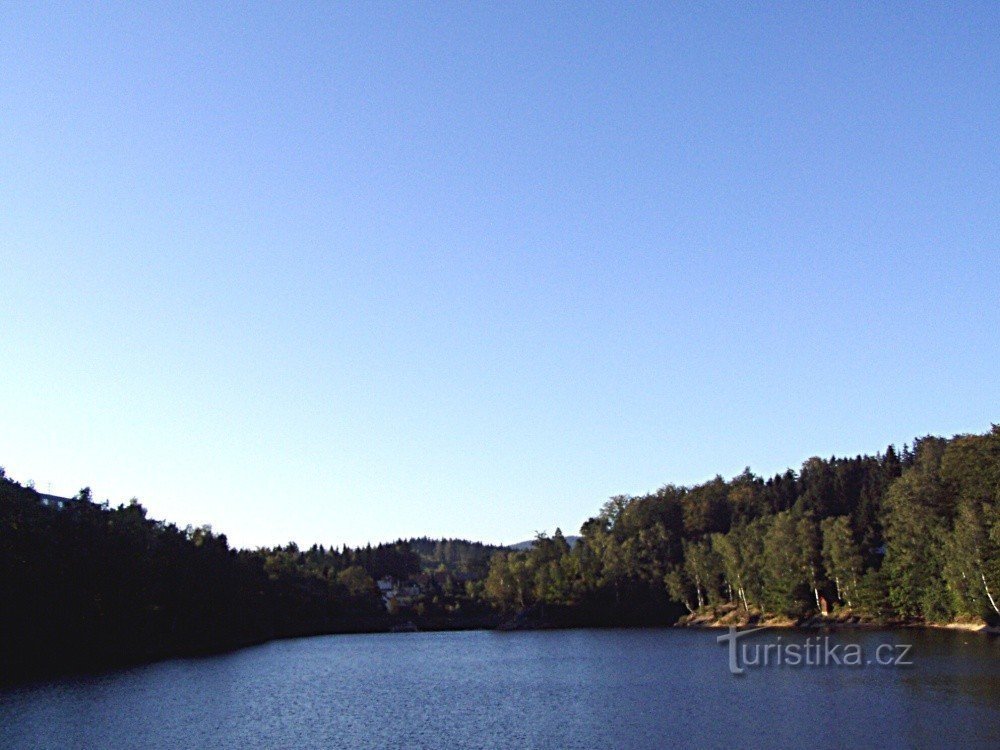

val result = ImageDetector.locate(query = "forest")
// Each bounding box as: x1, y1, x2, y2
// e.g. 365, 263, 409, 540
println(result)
0, 474, 496, 683
2, 425, 998, 683
484, 426, 1000, 628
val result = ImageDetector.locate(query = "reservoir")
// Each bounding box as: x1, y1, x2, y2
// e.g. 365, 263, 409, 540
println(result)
1, 628, 998, 749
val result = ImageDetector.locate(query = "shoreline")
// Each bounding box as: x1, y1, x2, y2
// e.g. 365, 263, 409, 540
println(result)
673, 606, 1000, 634
676, 620, 1000, 634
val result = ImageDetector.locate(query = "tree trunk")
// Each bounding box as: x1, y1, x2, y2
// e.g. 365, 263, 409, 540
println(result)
981, 571, 1000, 615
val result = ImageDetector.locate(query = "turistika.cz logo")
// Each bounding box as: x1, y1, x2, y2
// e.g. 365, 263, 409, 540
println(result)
717, 627, 914, 675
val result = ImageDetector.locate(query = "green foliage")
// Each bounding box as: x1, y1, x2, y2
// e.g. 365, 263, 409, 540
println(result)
761, 512, 811, 616
482, 426, 1000, 626
6, 425, 1000, 683
938, 427, 1000, 622
682, 539, 723, 609
337, 566, 377, 597
882, 450, 951, 620
0, 476, 487, 683
853, 569, 892, 620
0, 474, 389, 683
406, 537, 504, 577
821, 516, 862, 607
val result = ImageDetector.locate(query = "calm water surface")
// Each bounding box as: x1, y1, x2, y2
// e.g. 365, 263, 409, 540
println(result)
1, 628, 998, 749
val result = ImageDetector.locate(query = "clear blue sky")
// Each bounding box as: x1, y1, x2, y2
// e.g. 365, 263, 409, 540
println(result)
2, 2, 997, 549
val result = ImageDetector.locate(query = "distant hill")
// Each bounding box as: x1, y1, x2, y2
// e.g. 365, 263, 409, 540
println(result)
508, 535, 580, 551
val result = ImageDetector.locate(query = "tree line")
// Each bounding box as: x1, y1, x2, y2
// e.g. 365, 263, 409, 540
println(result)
0, 475, 492, 683
3, 425, 998, 682
483, 426, 1000, 627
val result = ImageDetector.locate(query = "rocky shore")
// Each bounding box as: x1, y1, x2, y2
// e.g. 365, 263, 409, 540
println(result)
674, 603, 1000, 633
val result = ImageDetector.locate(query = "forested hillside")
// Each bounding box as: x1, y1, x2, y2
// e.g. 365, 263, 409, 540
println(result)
483, 426, 1000, 627
3, 425, 998, 683
406, 536, 503, 577
0, 478, 490, 683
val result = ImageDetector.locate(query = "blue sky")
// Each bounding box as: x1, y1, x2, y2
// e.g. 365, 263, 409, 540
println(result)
2, 2, 997, 548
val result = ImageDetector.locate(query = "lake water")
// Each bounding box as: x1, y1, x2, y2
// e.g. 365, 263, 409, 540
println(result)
1, 628, 998, 749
